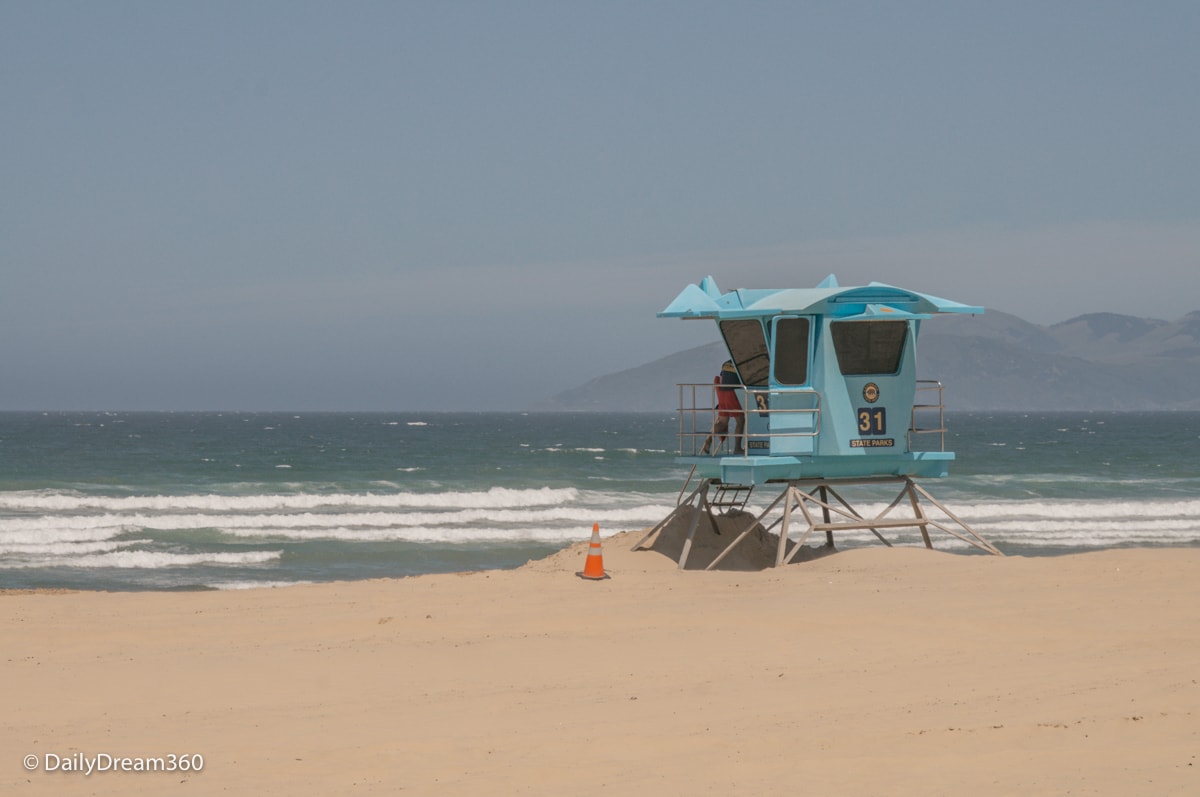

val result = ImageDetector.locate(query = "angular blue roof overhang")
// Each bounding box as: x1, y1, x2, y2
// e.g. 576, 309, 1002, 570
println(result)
659, 275, 984, 320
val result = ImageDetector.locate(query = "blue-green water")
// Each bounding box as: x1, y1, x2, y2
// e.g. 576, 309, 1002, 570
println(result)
1, 411, 1198, 591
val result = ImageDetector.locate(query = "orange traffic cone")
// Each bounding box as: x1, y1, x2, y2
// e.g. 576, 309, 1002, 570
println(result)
577, 523, 610, 580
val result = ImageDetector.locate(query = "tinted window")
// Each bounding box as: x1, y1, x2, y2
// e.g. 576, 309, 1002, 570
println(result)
831, 321, 907, 375
773, 317, 810, 385
719, 320, 769, 386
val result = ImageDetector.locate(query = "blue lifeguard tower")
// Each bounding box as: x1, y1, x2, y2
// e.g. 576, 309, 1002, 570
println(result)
636, 275, 1001, 568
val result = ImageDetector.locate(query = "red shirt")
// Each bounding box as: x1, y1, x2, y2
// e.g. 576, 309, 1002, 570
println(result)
715, 376, 742, 417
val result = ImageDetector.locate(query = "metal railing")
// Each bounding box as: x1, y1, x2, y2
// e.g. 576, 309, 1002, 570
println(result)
679, 380, 950, 456
908, 380, 947, 452
675, 383, 821, 456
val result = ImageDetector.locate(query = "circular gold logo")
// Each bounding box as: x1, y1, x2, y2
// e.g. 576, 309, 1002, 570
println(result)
863, 383, 880, 403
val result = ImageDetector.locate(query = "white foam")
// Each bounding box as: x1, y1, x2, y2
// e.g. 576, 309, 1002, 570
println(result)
736, 496, 1200, 550
962, 499, 1200, 521
238, 525, 603, 544
0, 486, 580, 513
7, 550, 283, 570
0, 506, 663, 539
0, 524, 131, 545
5, 483, 1197, 563
0, 539, 148, 556
976, 518, 1200, 534
209, 580, 312, 590
755, 498, 1200, 524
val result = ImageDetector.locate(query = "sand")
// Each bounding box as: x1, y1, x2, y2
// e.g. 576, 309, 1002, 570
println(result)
3, 532, 1198, 796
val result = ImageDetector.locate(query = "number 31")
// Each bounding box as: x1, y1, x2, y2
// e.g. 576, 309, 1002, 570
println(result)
857, 408, 886, 435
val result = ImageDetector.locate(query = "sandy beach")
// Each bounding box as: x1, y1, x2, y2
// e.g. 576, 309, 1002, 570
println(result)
3, 531, 1198, 796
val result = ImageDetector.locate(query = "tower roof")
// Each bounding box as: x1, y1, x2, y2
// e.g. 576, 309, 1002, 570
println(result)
659, 274, 984, 320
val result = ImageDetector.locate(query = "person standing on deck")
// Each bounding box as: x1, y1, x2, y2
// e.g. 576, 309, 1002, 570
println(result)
700, 360, 745, 455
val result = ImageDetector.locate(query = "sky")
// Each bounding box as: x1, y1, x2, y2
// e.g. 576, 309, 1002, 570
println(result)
3, 1, 1198, 411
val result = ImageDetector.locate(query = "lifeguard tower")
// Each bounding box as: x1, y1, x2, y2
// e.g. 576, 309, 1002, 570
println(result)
635, 274, 1001, 568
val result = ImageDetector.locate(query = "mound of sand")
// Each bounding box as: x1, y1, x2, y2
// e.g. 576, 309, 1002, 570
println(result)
645, 505, 837, 570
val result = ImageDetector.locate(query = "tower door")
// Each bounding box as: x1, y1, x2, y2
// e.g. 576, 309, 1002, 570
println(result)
768, 316, 817, 455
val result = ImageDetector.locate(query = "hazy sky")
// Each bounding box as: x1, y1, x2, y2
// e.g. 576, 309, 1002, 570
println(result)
4, 2, 1198, 410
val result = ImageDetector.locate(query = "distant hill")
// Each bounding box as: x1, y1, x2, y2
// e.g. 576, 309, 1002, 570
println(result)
539, 341, 727, 413
538, 309, 1200, 412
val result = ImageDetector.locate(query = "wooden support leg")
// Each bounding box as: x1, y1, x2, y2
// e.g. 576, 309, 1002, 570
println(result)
707, 488, 790, 571
635, 478, 707, 551
818, 485, 834, 547
677, 481, 711, 570
909, 481, 1004, 556
774, 487, 796, 567
823, 485, 892, 547
782, 488, 821, 565
904, 478, 933, 549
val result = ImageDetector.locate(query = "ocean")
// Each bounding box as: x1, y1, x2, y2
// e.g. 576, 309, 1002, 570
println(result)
1, 411, 1198, 591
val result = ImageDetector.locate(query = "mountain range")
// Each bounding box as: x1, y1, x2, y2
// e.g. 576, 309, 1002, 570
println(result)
541, 309, 1200, 412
